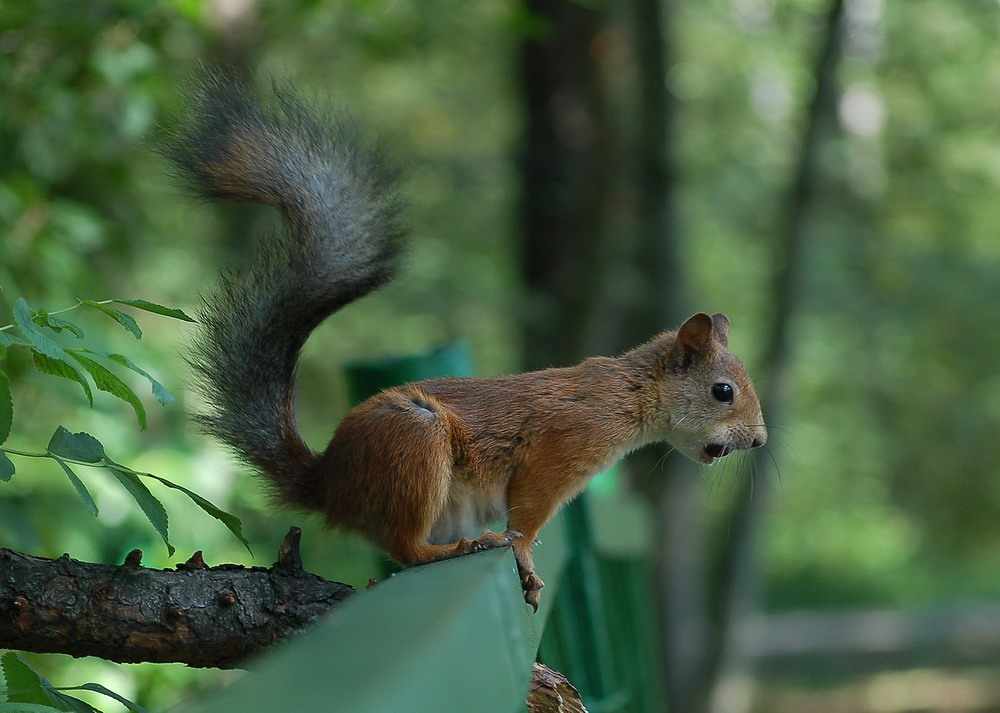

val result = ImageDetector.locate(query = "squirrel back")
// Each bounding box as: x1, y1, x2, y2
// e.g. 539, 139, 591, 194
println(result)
164, 73, 406, 508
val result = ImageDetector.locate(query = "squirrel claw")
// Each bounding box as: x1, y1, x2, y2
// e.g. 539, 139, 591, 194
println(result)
522, 572, 544, 592
499, 529, 522, 546
521, 572, 544, 612
524, 588, 541, 613
454, 529, 523, 557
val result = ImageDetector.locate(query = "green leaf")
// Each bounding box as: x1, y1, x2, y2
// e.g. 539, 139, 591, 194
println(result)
31, 352, 94, 406
104, 353, 173, 405
142, 471, 252, 555
0, 370, 12, 444
0, 452, 14, 482
67, 352, 146, 429
0, 703, 70, 712
105, 464, 174, 556
81, 300, 141, 339
31, 309, 85, 339
112, 299, 196, 323
0, 655, 113, 713
0, 653, 43, 703
47, 427, 106, 463
14, 300, 72, 360
72, 684, 149, 713
0, 330, 30, 348
15, 299, 92, 404
44, 698, 93, 713
51, 457, 98, 516
0, 653, 76, 712
48, 696, 97, 713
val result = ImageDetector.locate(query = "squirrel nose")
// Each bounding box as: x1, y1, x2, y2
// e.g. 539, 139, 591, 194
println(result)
751, 437, 764, 449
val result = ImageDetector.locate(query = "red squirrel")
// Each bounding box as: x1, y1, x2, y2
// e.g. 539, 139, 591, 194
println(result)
166, 74, 767, 610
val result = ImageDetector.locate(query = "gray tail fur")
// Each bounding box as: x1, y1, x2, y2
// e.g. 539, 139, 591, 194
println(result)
163, 73, 406, 510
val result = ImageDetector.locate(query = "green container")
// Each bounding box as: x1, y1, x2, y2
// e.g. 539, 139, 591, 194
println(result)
343, 342, 473, 406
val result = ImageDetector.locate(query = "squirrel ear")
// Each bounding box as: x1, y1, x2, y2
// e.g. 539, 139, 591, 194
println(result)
677, 312, 714, 351
669, 312, 714, 370
711, 313, 730, 347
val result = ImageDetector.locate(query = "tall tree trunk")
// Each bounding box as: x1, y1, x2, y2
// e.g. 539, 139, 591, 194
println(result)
619, 2, 712, 712
703, 3, 847, 712
519, 0, 609, 370
627, 0, 685, 337
519, 3, 847, 712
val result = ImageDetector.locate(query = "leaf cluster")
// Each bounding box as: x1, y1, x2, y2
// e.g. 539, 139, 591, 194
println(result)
0, 297, 250, 556
0, 298, 192, 433
0, 652, 146, 713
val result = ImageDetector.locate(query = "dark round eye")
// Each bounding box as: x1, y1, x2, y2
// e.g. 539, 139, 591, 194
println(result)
712, 383, 734, 403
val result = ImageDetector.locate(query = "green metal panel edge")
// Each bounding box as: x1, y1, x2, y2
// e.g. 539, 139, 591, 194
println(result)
169, 519, 570, 713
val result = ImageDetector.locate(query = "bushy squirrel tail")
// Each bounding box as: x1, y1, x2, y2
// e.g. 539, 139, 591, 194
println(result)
164, 73, 406, 510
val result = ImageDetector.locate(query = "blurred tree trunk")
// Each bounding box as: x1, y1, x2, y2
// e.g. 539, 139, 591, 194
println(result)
205, 0, 260, 69
203, 0, 266, 259
626, 0, 685, 335
702, 3, 847, 712
519, 0, 610, 370
518, 2, 700, 709
616, 2, 711, 713
518, 2, 845, 712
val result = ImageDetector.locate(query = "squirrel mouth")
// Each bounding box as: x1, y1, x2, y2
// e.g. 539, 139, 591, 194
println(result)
703, 443, 733, 460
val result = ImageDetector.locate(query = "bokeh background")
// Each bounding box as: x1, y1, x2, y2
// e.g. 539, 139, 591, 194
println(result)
1, 1, 999, 711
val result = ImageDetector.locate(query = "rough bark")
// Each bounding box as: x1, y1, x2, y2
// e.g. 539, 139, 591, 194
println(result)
0, 528, 353, 669
527, 662, 589, 713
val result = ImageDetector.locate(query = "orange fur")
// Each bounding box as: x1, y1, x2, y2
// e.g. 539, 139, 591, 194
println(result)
314, 313, 766, 610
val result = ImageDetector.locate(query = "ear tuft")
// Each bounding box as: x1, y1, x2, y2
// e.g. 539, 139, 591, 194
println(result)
711, 313, 730, 347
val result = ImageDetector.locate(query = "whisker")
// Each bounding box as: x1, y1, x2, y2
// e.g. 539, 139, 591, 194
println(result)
708, 467, 721, 500
712, 454, 739, 502
765, 447, 783, 494
643, 447, 674, 479
727, 462, 742, 496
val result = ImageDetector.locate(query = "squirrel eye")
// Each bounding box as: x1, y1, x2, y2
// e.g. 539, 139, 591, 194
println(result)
712, 383, 734, 403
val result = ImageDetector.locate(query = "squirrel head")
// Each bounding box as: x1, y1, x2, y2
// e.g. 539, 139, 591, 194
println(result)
654, 312, 767, 465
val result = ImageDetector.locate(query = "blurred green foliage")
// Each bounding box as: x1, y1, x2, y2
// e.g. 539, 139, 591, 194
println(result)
1, 0, 999, 709
672, 0, 1000, 610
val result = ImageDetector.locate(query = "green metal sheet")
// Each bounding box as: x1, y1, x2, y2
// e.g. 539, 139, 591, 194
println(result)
170, 519, 569, 713
343, 342, 473, 406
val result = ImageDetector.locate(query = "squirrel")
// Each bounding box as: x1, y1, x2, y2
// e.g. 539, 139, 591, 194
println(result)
165, 74, 767, 611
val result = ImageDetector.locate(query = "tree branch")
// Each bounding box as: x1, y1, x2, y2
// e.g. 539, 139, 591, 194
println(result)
0, 528, 354, 669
